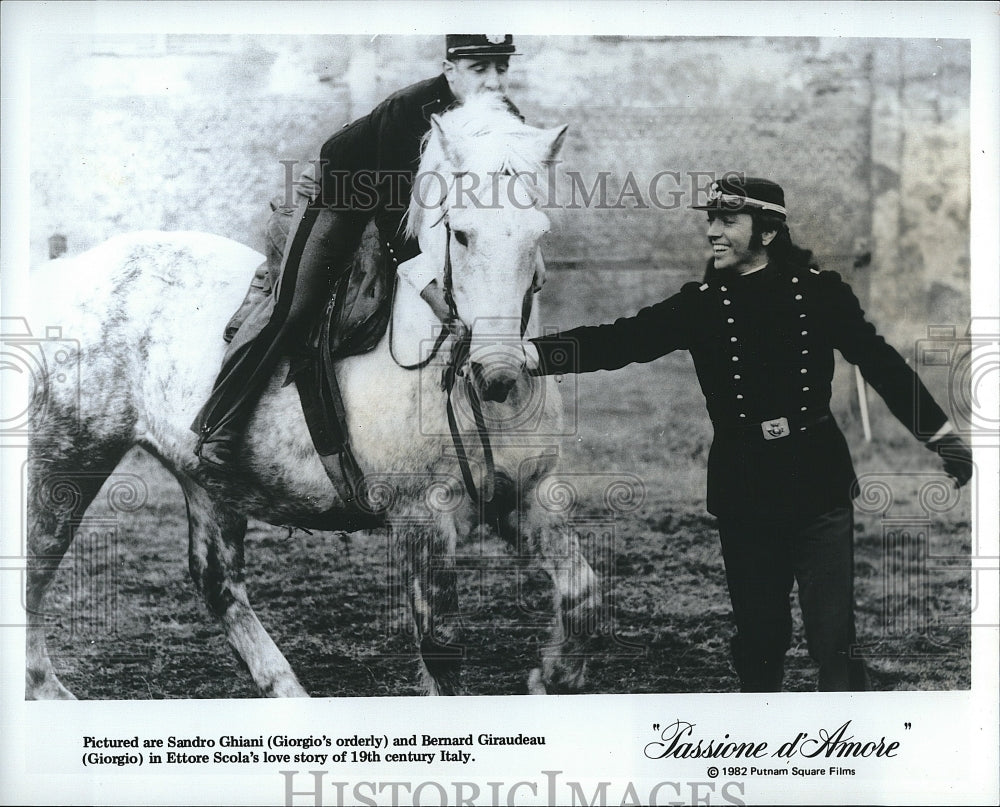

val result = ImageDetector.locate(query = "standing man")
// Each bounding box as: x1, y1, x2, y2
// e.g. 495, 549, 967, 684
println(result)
530, 175, 973, 691
193, 35, 521, 466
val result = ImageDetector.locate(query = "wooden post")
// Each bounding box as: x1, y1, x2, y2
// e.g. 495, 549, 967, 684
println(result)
856, 365, 872, 442
48, 233, 67, 259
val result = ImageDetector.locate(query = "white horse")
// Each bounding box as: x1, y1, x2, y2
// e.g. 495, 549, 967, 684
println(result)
25, 95, 601, 698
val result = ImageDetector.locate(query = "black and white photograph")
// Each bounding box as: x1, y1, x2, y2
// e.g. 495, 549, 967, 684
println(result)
2, 2, 998, 805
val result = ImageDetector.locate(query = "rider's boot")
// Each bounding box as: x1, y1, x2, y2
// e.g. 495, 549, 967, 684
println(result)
191, 204, 366, 470
195, 418, 244, 468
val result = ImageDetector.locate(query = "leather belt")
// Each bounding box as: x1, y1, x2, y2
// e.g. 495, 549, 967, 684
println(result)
714, 411, 832, 441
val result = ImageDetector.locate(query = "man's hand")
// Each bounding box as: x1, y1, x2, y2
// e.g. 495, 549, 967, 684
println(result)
419, 278, 452, 324
928, 432, 974, 488
523, 340, 541, 373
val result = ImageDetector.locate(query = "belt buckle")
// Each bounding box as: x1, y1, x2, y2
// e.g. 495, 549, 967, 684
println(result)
761, 416, 790, 440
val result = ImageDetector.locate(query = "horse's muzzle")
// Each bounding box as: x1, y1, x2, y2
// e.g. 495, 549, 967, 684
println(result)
468, 343, 526, 403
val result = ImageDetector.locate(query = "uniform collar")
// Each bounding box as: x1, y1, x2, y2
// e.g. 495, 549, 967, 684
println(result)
422, 73, 457, 121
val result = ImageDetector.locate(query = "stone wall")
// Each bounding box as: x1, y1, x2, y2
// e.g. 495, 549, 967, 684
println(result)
31, 34, 969, 357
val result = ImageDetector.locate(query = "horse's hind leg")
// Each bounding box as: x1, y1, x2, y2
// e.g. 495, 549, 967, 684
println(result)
26, 456, 123, 700
177, 476, 307, 697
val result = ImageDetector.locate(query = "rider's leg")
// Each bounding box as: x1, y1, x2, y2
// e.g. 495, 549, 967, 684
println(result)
222, 199, 294, 343
192, 205, 366, 467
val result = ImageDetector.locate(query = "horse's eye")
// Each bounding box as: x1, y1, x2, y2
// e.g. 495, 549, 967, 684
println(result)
453, 229, 469, 248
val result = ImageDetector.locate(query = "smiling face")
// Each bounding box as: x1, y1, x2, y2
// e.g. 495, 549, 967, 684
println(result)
705, 211, 775, 274
443, 56, 510, 102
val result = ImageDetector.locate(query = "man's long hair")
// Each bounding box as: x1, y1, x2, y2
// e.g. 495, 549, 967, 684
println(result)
702, 212, 820, 282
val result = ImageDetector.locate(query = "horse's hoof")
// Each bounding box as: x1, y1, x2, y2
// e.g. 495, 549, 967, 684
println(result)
26, 674, 78, 700
264, 677, 310, 698
527, 668, 546, 695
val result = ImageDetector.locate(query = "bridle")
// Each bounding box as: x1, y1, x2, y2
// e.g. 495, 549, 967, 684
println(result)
389, 215, 535, 505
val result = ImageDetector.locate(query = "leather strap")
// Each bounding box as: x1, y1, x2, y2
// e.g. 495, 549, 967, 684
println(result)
713, 411, 832, 438
292, 356, 361, 508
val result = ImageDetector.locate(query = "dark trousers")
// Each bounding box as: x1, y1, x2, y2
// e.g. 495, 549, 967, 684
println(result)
191, 204, 366, 443
717, 506, 870, 692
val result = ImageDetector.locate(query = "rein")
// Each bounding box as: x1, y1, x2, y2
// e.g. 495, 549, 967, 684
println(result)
389, 220, 507, 505
438, 221, 497, 504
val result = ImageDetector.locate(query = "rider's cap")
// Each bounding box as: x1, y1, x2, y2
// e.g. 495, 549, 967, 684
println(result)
446, 35, 518, 60
692, 175, 787, 221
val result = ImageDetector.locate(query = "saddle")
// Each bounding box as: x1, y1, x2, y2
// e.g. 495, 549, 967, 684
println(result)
224, 223, 393, 516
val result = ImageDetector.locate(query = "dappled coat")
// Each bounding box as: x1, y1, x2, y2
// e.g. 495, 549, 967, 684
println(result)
531, 259, 950, 520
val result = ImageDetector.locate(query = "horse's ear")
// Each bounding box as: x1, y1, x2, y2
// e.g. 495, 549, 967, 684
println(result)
541, 124, 568, 164
430, 113, 461, 165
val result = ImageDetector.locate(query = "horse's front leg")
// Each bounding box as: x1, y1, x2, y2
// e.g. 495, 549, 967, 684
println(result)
524, 509, 602, 695
393, 505, 464, 695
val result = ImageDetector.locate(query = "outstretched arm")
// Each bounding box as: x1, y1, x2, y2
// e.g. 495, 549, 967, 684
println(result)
824, 272, 973, 487
529, 283, 699, 376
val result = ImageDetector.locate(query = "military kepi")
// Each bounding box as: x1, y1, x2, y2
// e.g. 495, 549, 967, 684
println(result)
693, 175, 787, 220
446, 34, 518, 59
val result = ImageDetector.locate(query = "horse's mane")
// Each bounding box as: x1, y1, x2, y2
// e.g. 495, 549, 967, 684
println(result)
404, 94, 546, 240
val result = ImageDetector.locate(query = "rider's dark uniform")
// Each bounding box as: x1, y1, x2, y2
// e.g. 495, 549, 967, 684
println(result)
191, 37, 519, 463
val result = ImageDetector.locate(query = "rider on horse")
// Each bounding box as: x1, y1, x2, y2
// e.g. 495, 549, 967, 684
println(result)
191, 35, 524, 468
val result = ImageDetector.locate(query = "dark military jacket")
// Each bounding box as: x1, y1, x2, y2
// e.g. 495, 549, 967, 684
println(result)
317, 73, 456, 268
532, 259, 949, 520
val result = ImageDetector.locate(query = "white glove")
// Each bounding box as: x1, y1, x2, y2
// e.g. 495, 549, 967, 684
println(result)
523, 340, 541, 372
397, 253, 437, 293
